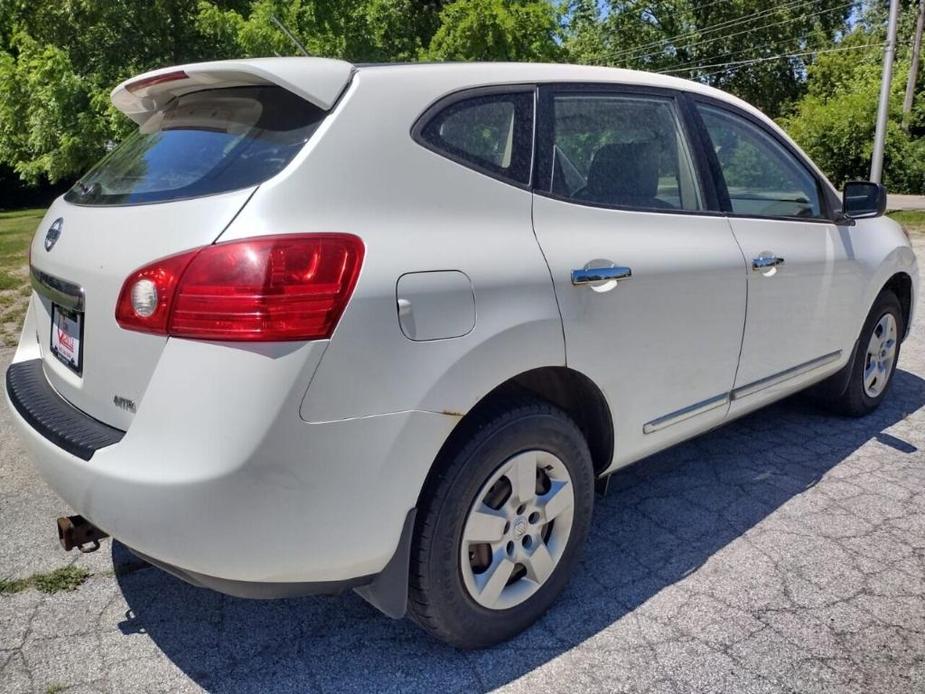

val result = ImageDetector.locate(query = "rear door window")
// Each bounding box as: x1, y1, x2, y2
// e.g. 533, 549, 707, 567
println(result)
415, 91, 534, 185
66, 86, 326, 206
539, 92, 703, 212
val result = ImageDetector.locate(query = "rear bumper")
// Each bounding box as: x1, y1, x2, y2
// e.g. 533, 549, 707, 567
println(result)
7, 359, 123, 460
6, 338, 456, 590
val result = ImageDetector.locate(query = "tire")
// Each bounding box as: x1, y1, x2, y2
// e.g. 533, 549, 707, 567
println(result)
823, 290, 904, 417
408, 397, 594, 649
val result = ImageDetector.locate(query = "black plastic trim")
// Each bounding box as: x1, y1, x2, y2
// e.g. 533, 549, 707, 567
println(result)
354, 508, 416, 618
6, 359, 124, 461
128, 546, 374, 599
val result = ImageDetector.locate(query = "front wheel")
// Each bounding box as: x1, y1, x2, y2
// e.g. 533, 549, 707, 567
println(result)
408, 398, 594, 649
823, 290, 904, 416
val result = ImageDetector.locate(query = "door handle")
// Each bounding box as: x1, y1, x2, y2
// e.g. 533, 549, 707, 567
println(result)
571, 266, 633, 285
752, 255, 785, 271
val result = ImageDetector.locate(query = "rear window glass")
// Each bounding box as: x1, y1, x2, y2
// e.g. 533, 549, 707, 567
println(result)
65, 86, 326, 206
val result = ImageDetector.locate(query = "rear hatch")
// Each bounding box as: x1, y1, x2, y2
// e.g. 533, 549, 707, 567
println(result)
28, 58, 352, 430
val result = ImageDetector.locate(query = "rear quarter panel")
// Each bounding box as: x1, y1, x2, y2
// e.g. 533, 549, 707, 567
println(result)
218, 72, 565, 423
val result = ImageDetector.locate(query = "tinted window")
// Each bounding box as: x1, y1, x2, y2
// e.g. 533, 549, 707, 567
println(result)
543, 93, 702, 211
418, 92, 534, 185
65, 86, 326, 206
697, 104, 822, 219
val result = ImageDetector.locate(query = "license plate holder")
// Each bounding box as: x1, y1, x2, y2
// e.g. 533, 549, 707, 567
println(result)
50, 304, 83, 375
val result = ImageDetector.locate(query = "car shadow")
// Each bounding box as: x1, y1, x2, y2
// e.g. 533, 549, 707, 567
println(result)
112, 368, 925, 693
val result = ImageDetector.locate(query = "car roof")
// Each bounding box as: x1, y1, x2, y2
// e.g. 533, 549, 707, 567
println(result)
356, 61, 744, 107
111, 58, 833, 191
353, 61, 832, 191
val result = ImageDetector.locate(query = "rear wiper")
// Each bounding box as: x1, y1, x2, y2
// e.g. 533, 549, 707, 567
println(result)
73, 181, 101, 201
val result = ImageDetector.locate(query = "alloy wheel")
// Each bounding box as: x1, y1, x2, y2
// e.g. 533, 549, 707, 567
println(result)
459, 450, 574, 610
863, 312, 898, 398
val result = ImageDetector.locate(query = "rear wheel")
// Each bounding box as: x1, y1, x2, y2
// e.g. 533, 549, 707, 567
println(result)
823, 290, 904, 416
408, 398, 594, 649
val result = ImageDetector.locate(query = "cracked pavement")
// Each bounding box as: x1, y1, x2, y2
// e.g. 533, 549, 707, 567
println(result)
2, 241, 925, 693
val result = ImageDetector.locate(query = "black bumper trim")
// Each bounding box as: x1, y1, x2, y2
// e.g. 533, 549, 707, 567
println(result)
127, 547, 374, 599
6, 359, 124, 461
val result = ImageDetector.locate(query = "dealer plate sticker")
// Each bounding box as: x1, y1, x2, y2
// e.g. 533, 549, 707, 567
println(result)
51, 305, 82, 374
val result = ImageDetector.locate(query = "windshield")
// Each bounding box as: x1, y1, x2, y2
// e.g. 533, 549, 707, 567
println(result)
66, 86, 326, 206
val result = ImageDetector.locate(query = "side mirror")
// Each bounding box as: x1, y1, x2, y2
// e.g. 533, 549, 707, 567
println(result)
842, 181, 887, 219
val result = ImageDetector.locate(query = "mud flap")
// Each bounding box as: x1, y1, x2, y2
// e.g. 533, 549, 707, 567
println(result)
354, 508, 416, 619
807, 337, 861, 401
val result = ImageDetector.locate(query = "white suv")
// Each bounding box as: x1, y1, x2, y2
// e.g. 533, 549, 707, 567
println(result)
7, 58, 917, 648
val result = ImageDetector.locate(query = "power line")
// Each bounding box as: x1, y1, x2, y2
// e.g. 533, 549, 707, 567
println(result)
663, 6, 858, 75
621, 1, 858, 66
603, 0, 744, 21
610, 0, 815, 62
661, 42, 886, 78
615, 1, 857, 66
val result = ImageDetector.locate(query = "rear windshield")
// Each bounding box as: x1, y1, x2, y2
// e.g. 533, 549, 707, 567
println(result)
65, 86, 326, 206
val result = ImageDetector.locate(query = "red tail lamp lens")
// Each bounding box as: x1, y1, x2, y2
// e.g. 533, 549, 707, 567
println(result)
115, 234, 364, 341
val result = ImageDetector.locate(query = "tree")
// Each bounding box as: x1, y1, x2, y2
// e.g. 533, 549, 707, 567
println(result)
0, 35, 112, 184
0, 0, 449, 184
2, 0, 925, 193
423, 0, 563, 62
0, 0, 231, 184
562, 0, 852, 117
782, 20, 925, 193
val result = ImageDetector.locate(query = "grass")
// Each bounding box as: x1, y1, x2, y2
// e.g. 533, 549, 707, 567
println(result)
0, 565, 90, 595
0, 207, 43, 347
46, 685, 66, 694
0, 576, 30, 594
32, 565, 91, 593
887, 210, 925, 235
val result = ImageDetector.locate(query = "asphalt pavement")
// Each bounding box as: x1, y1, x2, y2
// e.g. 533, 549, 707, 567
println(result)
2, 241, 925, 693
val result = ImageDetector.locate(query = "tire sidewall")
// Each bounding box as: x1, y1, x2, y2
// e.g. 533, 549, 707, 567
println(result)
850, 292, 904, 410
421, 409, 594, 647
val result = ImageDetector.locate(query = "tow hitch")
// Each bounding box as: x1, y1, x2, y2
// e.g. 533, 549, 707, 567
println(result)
57, 515, 108, 553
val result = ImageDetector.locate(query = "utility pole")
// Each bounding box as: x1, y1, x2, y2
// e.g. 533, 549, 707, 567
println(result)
903, 0, 925, 130
871, 0, 901, 183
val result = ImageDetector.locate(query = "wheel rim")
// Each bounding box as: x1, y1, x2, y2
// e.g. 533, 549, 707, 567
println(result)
459, 450, 574, 611
863, 312, 898, 398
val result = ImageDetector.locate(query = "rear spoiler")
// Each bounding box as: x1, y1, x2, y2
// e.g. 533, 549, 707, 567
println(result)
111, 57, 355, 124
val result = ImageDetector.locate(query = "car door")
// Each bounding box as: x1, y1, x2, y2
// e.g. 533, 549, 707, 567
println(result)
690, 99, 865, 416
530, 85, 748, 471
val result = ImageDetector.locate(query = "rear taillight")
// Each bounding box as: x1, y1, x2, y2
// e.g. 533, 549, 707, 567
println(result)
115, 234, 364, 341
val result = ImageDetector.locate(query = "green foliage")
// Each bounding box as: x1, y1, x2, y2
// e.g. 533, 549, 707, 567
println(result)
562, 0, 851, 117
888, 210, 925, 234
0, 207, 43, 345
32, 565, 91, 593
0, 34, 111, 184
781, 16, 925, 194
424, 0, 562, 62
0, 563, 91, 594
1, 0, 925, 192
0, 575, 30, 594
